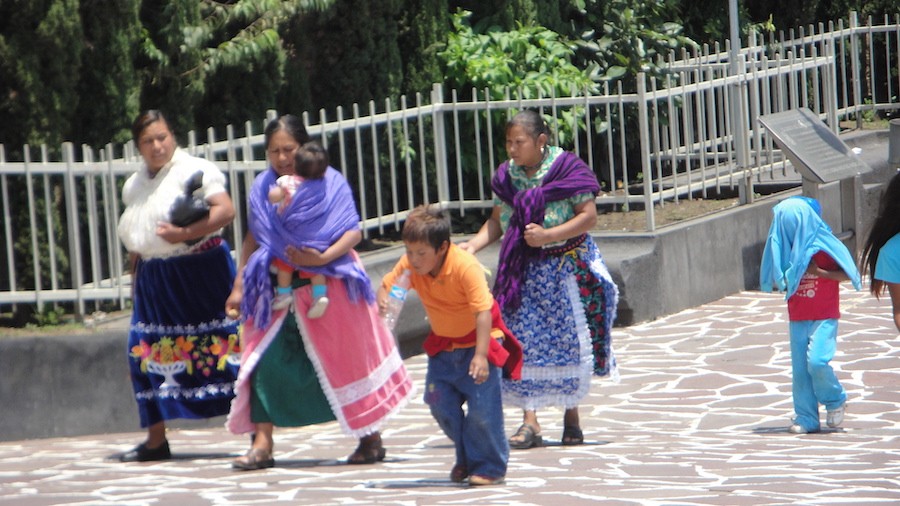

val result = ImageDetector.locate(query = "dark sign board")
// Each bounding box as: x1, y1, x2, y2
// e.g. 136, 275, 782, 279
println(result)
757, 108, 871, 183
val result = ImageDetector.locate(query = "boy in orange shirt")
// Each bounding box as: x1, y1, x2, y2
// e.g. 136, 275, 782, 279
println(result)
377, 205, 520, 486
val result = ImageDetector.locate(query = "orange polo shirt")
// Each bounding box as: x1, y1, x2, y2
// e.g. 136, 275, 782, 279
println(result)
381, 244, 494, 338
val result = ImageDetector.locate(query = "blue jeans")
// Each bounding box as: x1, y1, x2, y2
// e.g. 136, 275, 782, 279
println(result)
789, 319, 847, 431
424, 347, 508, 479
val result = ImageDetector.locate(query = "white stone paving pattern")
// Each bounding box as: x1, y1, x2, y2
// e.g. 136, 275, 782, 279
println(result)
1, 287, 898, 505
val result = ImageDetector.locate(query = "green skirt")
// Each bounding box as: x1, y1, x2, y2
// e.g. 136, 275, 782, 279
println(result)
250, 306, 336, 426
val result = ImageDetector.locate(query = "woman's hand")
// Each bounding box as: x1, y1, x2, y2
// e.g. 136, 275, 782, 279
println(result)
155, 221, 185, 244
523, 222, 552, 248
286, 245, 328, 267
224, 288, 242, 319
457, 241, 477, 254
285, 229, 362, 267
527, 199, 597, 247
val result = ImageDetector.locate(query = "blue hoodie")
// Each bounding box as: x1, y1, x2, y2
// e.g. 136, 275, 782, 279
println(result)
759, 196, 861, 299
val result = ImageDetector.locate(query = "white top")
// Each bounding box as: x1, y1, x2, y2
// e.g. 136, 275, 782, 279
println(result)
117, 149, 227, 258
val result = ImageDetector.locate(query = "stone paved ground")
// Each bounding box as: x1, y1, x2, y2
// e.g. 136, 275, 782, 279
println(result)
1, 287, 898, 506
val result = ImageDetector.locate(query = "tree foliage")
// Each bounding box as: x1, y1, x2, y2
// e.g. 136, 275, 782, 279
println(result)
397, 0, 450, 96
0, 0, 894, 152
73, 0, 142, 147
441, 10, 598, 99
567, 0, 696, 88
298, 0, 403, 112
0, 0, 84, 152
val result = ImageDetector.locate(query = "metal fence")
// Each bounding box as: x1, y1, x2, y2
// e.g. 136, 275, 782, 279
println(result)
1, 11, 899, 317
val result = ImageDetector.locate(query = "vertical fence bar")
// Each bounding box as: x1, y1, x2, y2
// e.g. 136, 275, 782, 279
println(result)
104, 143, 127, 308
825, 37, 839, 130
62, 142, 85, 316
82, 145, 102, 297
399, 95, 416, 212
385, 98, 400, 221
0, 146, 16, 294
867, 16, 876, 112
636, 74, 655, 231
24, 147, 41, 308
484, 88, 497, 185
616, 81, 630, 207
415, 93, 430, 204
471, 89, 486, 201
431, 83, 450, 207
665, 73, 678, 205
451, 89, 464, 213
368, 100, 385, 232
850, 11, 863, 128
40, 145, 59, 294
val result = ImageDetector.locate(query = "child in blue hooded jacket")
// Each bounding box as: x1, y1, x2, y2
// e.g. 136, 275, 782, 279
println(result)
760, 196, 861, 434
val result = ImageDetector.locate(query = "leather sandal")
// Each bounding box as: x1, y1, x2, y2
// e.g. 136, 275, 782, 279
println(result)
450, 463, 469, 483
508, 423, 543, 450
232, 448, 275, 471
347, 434, 386, 464
561, 425, 584, 446
468, 474, 506, 486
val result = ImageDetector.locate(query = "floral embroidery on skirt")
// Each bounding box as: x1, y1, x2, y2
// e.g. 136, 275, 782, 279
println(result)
127, 243, 240, 427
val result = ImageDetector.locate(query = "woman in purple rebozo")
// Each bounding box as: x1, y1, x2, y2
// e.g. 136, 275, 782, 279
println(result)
460, 109, 619, 451
225, 115, 413, 471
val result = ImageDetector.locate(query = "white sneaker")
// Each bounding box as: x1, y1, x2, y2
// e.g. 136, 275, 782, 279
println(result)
306, 296, 329, 319
827, 405, 845, 428
788, 424, 809, 434
272, 293, 293, 310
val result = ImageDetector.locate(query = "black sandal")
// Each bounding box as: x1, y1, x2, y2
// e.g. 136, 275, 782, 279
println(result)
508, 423, 543, 450
347, 434, 387, 464
561, 425, 584, 446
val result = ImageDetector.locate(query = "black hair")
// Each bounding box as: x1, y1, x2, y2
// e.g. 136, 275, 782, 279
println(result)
131, 110, 170, 143
861, 171, 900, 296
505, 109, 551, 140
295, 141, 329, 179
264, 114, 310, 149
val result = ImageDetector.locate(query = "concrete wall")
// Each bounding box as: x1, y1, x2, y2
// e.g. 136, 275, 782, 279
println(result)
600, 197, 780, 326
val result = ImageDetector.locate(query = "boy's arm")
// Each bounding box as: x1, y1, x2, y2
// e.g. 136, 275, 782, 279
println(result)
806, 260, 851, 282
375, 283, 390, 316
376, 260, 406, 316
468, 309, 492, 384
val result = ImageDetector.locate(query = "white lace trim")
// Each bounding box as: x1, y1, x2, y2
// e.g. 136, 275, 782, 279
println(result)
130, 317, 234, 335
136, 381, 235, 401
332, 350, 407, 406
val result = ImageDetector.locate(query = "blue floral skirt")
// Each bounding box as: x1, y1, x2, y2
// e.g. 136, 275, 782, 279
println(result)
127, 241, 240, 428
501, 236, 618, 410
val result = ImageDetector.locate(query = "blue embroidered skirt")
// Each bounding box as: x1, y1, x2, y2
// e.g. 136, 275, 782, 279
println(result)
501, 236, 618, 410
127, 240, 240, 427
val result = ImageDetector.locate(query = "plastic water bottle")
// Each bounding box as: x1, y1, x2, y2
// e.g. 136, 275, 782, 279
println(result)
383, 269, 411, 331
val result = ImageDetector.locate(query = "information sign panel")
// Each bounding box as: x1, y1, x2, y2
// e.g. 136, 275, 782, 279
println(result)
758, 108, 870, 183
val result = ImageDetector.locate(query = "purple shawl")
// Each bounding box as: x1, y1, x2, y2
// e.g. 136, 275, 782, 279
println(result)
491, 150, 600, 311
241, 166, 374, 328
